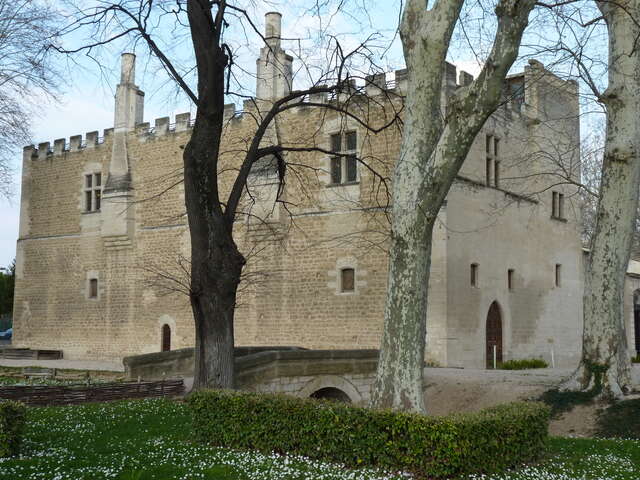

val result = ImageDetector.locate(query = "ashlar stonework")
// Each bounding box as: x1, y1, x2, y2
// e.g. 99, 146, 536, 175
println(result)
12, 13, 640, 368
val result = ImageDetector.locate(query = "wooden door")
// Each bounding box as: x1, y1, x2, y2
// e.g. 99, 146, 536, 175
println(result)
486, 302, 502, 369
161, 324, 171, 352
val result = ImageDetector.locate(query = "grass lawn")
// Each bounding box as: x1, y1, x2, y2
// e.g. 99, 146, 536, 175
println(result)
0, 398, 638, 480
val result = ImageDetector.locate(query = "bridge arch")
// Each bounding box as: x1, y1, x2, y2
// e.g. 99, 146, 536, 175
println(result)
298, 375, 362, 404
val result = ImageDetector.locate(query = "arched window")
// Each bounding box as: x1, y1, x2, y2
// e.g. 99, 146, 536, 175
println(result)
340, 268, 355, 292
161, 324, 171, 352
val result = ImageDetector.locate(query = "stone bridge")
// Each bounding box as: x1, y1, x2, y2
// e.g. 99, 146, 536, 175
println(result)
123, 347, 378, 405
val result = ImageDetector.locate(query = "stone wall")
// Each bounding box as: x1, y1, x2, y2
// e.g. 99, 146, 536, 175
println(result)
13, 52, 594, 368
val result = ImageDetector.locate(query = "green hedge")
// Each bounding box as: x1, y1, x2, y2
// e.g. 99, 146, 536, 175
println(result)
188, 390, 550, 478
0, 400, 26, 457
500, 358, 549, 370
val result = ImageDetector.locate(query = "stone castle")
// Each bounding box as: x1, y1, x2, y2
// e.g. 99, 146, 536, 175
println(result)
12, 13, 640, 368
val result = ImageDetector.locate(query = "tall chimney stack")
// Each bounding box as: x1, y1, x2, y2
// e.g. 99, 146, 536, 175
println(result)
256, 12, 293, 101
265, 12, 282, 49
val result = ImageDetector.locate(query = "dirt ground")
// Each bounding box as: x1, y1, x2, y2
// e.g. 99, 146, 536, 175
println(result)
422, 367, 602, 437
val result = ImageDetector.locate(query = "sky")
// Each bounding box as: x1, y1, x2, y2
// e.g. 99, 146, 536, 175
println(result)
0, 0, 605, 268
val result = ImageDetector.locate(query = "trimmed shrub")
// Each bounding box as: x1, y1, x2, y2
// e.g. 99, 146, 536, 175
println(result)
500, 358, 548, 370
0, 400, 26, 457
188, 390, 550, 479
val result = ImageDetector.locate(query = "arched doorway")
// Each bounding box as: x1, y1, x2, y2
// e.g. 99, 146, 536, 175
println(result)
310, 387, 351, 403
161, 324, 171, 352
486, 301, 503, 369
634, 291, 640, 356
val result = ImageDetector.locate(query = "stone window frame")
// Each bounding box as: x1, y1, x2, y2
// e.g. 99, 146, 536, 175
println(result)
485, 134, 500, 188
328, 258, 366, 295
157, 315, 178, 352
82, 169, 103, 214
340, 267, 355, 293
85, 271, 101, 301
551, 191, 566, 221
470, 263, 479, 288
507, 268, 515, 291
327, 130, 359, 187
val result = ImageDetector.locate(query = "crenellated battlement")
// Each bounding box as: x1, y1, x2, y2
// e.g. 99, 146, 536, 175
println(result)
24, 59, 573, 161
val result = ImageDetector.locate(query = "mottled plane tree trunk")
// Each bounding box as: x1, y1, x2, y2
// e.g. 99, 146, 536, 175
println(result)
562, 0, 640, 398
371, 0, 536, 413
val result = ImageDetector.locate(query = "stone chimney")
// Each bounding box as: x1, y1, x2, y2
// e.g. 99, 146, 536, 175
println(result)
114, 53, 145, 133
101, 53, 143, 242
256, 12, 293, 101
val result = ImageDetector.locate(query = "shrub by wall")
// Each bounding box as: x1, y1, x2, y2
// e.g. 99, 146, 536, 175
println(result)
0, 400, 26, 457
188, 390, 550, 478
500, 358, 549, 370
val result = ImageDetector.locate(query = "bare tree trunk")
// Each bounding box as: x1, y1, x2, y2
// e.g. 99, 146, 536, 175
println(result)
184, 0, 245, 390
372, 0, 536, 413
563, 0, 640, 397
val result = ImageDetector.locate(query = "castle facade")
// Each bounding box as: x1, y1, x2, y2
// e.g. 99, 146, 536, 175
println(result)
12, 13, 640, 368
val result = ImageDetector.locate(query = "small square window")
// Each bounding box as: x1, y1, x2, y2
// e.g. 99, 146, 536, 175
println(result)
89, 278, 98, 299
341, 268, 355, 293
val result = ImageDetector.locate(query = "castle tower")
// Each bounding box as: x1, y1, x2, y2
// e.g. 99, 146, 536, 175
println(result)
256, 12, 293, 101
101, 53, 144, 241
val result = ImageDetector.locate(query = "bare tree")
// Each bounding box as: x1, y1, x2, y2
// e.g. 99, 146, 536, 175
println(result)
0, 0, 60, 198
56, 0, 399, 389
371, 0, 536, 413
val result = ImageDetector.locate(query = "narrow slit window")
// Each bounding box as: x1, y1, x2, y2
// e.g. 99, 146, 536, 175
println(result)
486, 158, 492, 187
161, 324, 171, 352
346, 156, 358, 183
89, 278, 98, 299
331, 134, 342, 153
470, 263, 479, 287
341, 268, 355, 293
485, 135, 499, 187
330, 157, 342, 184
555, 264, 562, 287
558, 193, 565, 219
508, 269, 514, 290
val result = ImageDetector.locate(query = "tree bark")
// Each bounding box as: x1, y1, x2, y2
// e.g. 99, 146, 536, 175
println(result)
184, 0, 246, 390
372, 0, 536, 413
563, 0, 640, 398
